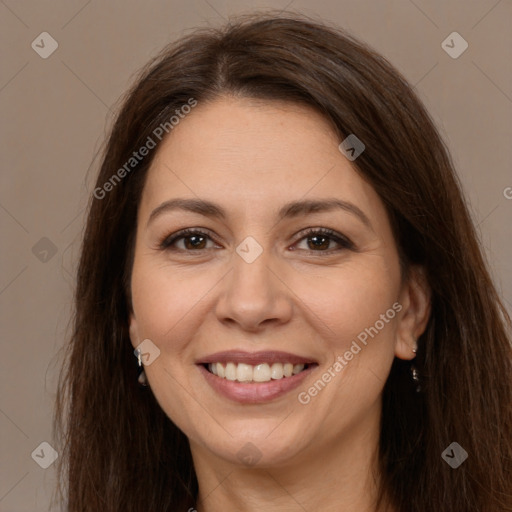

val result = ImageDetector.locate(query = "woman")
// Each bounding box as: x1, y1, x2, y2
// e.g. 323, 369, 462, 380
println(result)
54, 12, 512, 512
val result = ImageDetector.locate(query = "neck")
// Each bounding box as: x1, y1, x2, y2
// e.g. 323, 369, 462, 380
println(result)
191, 401, 393, 512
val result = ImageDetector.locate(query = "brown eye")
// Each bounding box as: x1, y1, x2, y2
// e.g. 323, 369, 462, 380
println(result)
294, 228, 354, 253
159, 229, 217, 251
181, 233, 207, 250
306, 234, 331, 250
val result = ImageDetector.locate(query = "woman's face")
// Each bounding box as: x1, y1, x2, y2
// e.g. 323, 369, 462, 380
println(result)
129, 96, 428, 467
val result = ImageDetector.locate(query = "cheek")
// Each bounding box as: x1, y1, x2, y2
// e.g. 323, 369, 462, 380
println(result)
295, 263, 400, 417
129, 261, 214, 427
131, 254, 400, 351
292, 259, 400, 351
130, 258, 218, 346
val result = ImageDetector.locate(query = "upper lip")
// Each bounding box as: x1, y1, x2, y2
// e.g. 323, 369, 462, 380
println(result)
196, 350, 318, 366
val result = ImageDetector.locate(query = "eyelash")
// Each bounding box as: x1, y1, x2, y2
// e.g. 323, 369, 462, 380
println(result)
158, 227, 355, 255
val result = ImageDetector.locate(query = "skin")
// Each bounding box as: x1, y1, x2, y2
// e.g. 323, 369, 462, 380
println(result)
129, 96, 431, 512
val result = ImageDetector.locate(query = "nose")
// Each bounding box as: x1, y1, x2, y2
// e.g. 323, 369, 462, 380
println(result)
214, 248, 293, 333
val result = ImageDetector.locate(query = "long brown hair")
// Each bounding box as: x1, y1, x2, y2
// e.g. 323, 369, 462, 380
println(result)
54, 11, 512, 511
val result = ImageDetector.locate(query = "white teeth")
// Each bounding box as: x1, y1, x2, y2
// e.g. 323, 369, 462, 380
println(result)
225, 362, 237, 381
207, 361, 308, 382
253, 363, 271, 382
270, 363, 284, 379
292, 364, 305, 375
236, 363, 253, 382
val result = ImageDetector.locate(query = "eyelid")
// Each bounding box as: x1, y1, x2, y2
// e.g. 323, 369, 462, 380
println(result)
158, 227, 219, 250
159, 226, 355, 254
292, 227, 355, 252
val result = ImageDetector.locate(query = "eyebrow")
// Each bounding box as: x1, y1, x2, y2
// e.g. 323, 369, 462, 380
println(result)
147, 197, 373, 230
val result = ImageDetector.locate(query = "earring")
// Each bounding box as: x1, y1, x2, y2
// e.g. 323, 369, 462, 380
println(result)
410, 338, 420, 392
135, 348, 148, 387
410, 366, 420, 391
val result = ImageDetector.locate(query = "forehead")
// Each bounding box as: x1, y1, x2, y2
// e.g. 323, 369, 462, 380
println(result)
139, 96, 385, 225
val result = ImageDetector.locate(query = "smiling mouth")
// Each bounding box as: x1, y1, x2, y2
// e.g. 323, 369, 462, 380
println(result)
197, 351, 318, 403
203, 362, 316, 383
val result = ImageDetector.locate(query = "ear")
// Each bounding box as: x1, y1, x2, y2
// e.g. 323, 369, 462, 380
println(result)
395, 265, 431, 360
128, 315, 140, 350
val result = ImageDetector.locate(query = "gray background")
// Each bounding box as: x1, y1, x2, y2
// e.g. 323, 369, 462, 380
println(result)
1, 1, 511, 510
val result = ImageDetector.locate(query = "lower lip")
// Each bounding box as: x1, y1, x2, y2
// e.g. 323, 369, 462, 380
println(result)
198, 364, 316, 404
